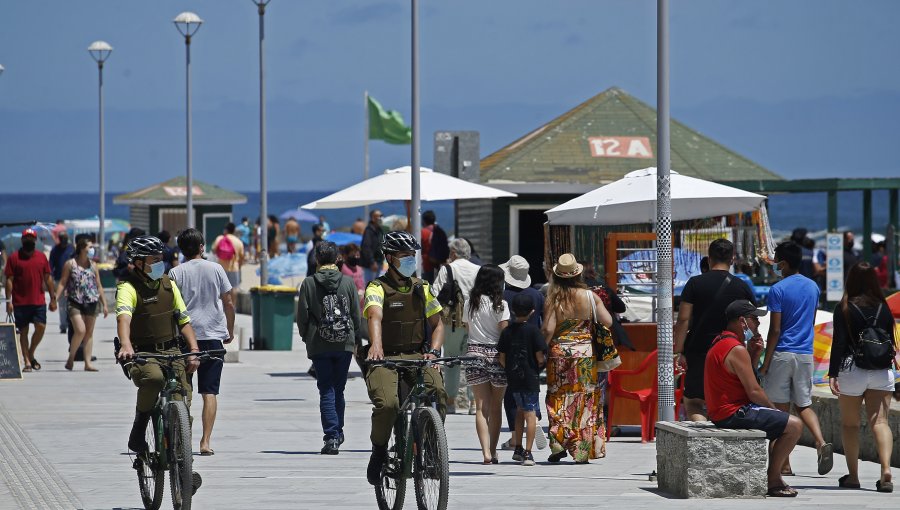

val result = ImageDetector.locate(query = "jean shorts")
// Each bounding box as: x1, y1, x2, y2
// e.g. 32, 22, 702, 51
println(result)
712, 403, 789, 440
512, 391, 540, 413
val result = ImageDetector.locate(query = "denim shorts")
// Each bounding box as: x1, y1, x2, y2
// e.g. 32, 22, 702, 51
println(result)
13, 305, 47, 328
712, 403, 789, 440
512, 391, 540, 413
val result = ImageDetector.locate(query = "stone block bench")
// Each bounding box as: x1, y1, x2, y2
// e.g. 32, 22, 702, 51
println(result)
656, 421, 767, 498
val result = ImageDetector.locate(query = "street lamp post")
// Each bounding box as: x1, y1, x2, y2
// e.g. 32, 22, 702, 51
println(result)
174, 12, 203, 229
410, 0, 422, 262
88, 41, 113, 262
253, 0, 271, 285
0, 64, 4, 77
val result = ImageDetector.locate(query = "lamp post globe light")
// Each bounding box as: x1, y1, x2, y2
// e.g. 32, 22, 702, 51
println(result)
174, 11, 203, 229
0, 64, 5, 76
88, 41, 112, 262
253, 0, 270, 285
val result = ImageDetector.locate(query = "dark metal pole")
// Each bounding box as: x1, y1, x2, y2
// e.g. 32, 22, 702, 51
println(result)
410, 0, 422, 265
656, 0, 675, 423
98, 61, 106, 261
258, 2, 269, 285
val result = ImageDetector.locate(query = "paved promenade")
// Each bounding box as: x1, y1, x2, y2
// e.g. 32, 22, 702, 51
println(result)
0, 311, 895, 509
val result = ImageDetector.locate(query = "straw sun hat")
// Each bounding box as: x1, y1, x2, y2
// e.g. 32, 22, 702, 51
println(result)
552, 253, 583, 279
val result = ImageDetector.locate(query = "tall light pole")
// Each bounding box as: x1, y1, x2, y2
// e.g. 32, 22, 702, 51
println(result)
656, 0, 675, 422
0, 64, 4, 77
174, 12, 203, 229
254, 0, 270, 285
410, 0, 422, 260
88, 41, 113, 262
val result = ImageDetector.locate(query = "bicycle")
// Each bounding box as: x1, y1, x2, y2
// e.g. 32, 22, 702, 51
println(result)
368, 356, 481, 510
120, 347, 225, 510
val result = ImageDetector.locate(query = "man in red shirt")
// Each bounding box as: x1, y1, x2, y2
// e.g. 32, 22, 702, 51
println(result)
4, 229, 58, 372
705, 300, 802, 497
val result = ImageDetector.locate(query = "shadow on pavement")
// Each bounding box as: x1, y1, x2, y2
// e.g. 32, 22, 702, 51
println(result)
267, 372, 314, 378
254, 398, 306, 402
260, 450, 372, 455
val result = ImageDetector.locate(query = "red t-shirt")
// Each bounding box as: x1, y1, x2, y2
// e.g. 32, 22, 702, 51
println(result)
421, 225, 434, 272
704, 331, 750, 422
4, 250, 51, 306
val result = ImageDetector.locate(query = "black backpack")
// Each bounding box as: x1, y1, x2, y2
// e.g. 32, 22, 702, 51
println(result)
849, 303, 896, 370
435, 264, 465, 331
314, 281, 353, 343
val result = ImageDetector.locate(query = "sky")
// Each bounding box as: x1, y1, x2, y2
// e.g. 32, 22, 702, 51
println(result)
1, 0, 899, 193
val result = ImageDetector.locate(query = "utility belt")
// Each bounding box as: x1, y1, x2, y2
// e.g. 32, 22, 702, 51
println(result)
135, 337, 182, 353
383, 349, 422, 356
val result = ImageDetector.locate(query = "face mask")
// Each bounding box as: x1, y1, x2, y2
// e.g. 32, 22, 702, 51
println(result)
772, 262, 782, 277
741, 319, 754, 342
348, 256, 360, 267
146, 261, 165, 281
21, 240, 35, 252
87, 247, 96, 259
396, 256, 417, 278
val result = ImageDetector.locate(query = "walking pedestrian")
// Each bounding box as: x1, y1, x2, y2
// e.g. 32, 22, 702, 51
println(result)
55, 238, 106, 371
759, 241, 833, 476
421, 210, 449, 282
828, 262, 896, 493
465, 264, 510, 464
360, 209, 385, 283
169, 228, 235, 456
542, 253, 612, 463
338, 243, 365, 305
4, 228, 57, 372
673, 239, 755, 421
212, 223, 244, 303
284, 217, 301, 254
49, 232, 74, 333
306, 224, 325, 276
157, 231, 179, 273
297, 241, 361, 455
267, 215, 280, 258
235, 217, 252, 261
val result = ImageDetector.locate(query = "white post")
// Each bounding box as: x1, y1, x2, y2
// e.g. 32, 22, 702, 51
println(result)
258, 1, 269, 285
410, 0, 422, 268
364, 90, 370, 221
97, 61, 106, 261
185, 35, 195, 229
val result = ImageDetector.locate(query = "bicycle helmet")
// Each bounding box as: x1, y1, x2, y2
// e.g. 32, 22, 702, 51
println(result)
126, 235, 165, 262
382, 230, 421, 253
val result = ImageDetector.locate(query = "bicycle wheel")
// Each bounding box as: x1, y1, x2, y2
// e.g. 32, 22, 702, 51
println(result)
375, 415, 407, 510
413, 407, 449, 510
167, 401, 194, 510
136, 413, 164, 510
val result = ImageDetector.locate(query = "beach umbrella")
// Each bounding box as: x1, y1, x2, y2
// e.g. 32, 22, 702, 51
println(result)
64, 216, 131, 237
301, 166, 516, 209
279, 208, 319, 223
545, 167, 766, 225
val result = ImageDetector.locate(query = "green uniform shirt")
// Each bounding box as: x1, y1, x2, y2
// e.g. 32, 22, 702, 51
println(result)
116, 279, 191, 326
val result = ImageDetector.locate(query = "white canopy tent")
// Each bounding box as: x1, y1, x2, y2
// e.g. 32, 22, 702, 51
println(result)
545, 167, 766, 225
302, 166, 516, 210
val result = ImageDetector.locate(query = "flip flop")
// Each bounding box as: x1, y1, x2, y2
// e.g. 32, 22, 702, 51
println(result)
84, 367, 99, 372
781, 469, 795, 476
838, 474, 860, 489
766, 485, 798, 497
876, 479, 893, 493
31, 359, 41, 371
22, 366, 33, 373
818, 443, 834, 475
199, 449, 215, 456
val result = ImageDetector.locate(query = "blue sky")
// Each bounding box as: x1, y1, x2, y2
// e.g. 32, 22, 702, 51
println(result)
1, 0, 899, 193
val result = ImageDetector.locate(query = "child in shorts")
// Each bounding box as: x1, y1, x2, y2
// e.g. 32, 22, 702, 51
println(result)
497, 293, 547, 466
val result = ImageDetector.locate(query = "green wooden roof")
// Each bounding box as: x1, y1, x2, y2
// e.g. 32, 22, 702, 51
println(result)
480, 87, 782, 186
114, 177, 247, 205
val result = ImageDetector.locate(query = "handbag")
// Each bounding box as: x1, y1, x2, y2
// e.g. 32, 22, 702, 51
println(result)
587, 290, 621, 372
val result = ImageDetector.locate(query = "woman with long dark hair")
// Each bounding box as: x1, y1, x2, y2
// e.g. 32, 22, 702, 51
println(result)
465, 264, 510, 464
55, 238, 107, 371
828, 263, 895, 492
543, 253, 612, 463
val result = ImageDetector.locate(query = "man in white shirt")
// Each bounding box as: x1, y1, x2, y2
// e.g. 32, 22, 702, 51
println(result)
432, 238, 481, 413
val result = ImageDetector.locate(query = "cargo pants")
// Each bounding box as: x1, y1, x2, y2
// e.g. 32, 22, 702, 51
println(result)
129, 347, 192, 412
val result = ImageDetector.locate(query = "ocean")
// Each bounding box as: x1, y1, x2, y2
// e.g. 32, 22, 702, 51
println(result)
0, 190, 893, 245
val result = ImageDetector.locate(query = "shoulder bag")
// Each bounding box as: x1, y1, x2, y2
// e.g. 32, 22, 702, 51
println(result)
587, 290, 621, 372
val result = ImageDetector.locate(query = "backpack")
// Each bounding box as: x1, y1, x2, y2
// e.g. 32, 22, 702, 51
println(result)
849, 303, 896, 370
215, 235, 236, 261
315, 280, 353, 343
435, 264, 465, 331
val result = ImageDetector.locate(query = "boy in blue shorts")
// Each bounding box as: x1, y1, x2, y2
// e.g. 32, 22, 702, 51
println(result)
498, 293, 547, 466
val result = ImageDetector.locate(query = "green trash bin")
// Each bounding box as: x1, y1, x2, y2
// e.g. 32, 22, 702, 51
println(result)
250, 285, 297, 350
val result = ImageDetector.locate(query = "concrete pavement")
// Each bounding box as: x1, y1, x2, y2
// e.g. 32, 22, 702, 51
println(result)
0, 310, 896, 509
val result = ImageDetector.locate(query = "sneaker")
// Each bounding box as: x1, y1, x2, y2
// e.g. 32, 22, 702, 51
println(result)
535, 426, 548, 450
191, 472, 202, 496
522, 450, 535, 466
321, 438, 340, 455
500, 439, 516, 450
468, 406, 477, 415
512, 446, 524, 462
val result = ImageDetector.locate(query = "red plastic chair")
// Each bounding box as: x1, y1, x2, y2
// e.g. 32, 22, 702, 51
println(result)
606, 349, 685, 442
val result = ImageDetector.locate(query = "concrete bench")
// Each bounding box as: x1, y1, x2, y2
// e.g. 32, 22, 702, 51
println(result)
656, 421, 767, 499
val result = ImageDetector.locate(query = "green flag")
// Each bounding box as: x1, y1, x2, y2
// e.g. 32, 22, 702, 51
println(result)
368, 95, 412, 145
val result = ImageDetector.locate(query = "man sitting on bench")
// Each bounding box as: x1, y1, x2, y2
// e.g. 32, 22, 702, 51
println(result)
704, 300, 803, 498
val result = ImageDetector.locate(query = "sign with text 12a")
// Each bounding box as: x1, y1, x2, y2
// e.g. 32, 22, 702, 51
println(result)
825, 233, 844, 301
588, 136, 654, 159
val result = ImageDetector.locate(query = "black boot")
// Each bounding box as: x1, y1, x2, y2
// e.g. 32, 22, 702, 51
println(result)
366, 445, 388, 485
128, 410, 151, 453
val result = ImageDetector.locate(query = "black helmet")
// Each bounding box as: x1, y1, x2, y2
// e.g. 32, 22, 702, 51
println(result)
382, 230, 421, 253
126, 235, 165, 262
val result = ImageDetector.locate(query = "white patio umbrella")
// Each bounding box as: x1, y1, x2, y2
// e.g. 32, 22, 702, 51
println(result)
545, 167, 766, 225
302, 166, 516, 209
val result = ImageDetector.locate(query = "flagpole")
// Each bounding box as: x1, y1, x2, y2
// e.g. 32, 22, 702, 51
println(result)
364, 90, 370, 221
410, 0, 422, 269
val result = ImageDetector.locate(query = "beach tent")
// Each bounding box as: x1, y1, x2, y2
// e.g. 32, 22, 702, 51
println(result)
545, 167, 766, 226
64, 216, 130, 238
301, 166, 516, 210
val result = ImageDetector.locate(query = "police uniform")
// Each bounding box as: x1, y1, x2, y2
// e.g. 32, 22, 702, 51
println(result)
116, 273, 192, 412
364, 272, 447, 447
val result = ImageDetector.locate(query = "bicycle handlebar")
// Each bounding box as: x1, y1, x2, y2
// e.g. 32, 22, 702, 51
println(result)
367, 355, 483, 370
127, 349, 227, 366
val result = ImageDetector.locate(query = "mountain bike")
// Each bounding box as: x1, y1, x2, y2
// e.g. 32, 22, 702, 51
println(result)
123, 348, 226, 510
368, 356, 481, 510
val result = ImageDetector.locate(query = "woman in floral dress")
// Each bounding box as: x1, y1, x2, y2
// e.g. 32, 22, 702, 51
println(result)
542, 253, 613, 463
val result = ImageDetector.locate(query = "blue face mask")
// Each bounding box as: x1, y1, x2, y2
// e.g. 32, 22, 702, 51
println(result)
396, 256, 417, 278
741, 319, 754, 342
772, 262, 783, 277
87, 247, 96, 259
146, 261, 166, 281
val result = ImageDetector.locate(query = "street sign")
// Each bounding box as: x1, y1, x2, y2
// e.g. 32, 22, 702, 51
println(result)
826, 233, 844, 302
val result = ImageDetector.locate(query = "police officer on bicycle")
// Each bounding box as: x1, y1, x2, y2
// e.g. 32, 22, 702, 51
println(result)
364, 230, 448, 485
114, 236, 201, 458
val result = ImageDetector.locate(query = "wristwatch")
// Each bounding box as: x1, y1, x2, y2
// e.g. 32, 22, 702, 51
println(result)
427, 349, 441, 358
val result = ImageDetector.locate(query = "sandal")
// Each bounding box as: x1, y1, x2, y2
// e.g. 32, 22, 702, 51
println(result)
766, 485, 798, 497
31, 359, 41, 371
22, 365, 33, 373
876, 479, 893, 493
838, 474, 860, 489
548, 450, 567, 463
817, 443, 834, 475
84, 366, 99, 372
199, 449, 215, 456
